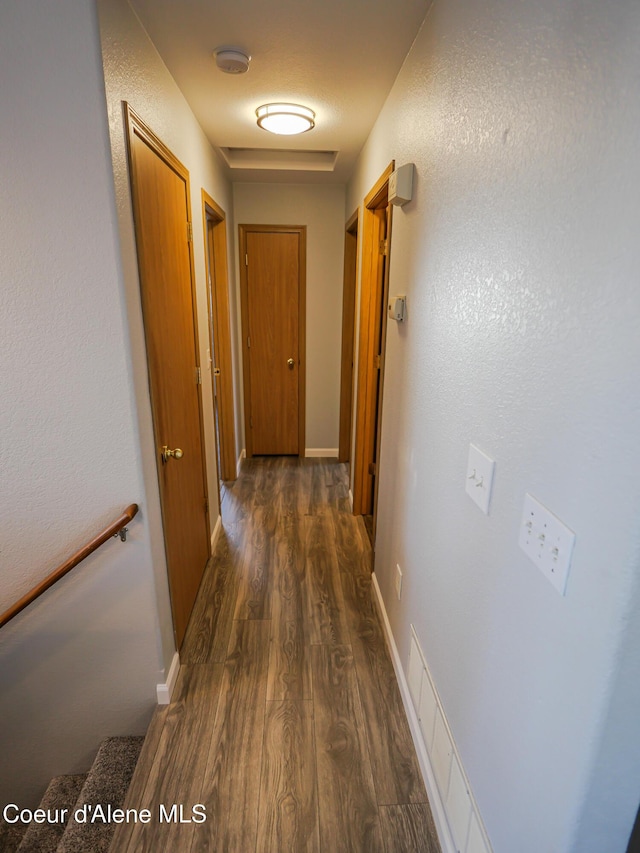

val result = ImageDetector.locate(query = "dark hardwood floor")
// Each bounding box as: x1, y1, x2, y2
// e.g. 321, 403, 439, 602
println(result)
109, 457, 440, 853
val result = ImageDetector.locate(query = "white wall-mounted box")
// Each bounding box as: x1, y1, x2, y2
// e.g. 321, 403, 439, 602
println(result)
389, 162, 414, 205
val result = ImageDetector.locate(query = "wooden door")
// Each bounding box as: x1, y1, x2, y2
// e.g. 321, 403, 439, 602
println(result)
239, 225, 306, 456
125, 106, 210, 648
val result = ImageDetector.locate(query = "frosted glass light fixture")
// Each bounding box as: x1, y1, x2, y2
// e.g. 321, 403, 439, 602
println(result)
256, 103, 315, 135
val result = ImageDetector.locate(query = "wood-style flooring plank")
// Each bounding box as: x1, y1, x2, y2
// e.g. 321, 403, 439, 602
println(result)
276, 458, 302, 521
330, 461, 351, 512
332, 506, 426, 805
220, 459, 258, 523
256, 700, 320, 853
325, 460, 350, 508
307, 458, 345, 515
309, 459, 330, 514
330, 506, 372, 579
303, 516, 349, 645
114, 664, 224, 853
233, 518, 273, 620
267, 519, 311, 700
108, 704, 170, 852
341, 567, 427, 806
311, 644, 384, 853
194, 620, 270, 853
181, 523, 243, 663
379, 804, 441, 853
252, 456, 283, 511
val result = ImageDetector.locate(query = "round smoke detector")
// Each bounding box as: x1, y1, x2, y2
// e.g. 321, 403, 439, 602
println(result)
215, 48, 250, 74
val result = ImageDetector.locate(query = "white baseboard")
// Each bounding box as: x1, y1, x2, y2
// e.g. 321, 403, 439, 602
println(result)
371, 573, 456, 853
156, 651, 180, 705
210, 514, 222, 552
304, 448, 339, 458
237, 448, 246, 477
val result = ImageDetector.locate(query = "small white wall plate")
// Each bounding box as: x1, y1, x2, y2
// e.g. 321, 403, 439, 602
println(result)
465, 444, 495, 515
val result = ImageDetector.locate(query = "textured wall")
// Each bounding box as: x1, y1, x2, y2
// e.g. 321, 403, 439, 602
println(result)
232, 183, 346, 452
0, 0, 163, 807
347, 0, 640, 851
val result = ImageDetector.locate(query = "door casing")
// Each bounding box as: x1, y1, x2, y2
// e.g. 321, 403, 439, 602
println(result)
201, 190, 237, 483
352, 162, 395, 541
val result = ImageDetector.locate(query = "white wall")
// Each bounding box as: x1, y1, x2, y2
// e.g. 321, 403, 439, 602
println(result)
0, 0, 164, 808
233, 183, 346, 453
347, 1, 640, 851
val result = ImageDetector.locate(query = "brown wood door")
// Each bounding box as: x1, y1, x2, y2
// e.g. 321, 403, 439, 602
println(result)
126, 106, 210, 648
240, 226, 306, 456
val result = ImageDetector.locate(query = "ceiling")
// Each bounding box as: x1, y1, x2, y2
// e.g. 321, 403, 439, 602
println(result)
128, 0, 429, 183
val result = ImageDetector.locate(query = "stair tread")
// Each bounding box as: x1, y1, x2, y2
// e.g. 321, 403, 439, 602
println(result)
0, 819, 28, 853
16, 775, 87, 853
57, 736, 144, 853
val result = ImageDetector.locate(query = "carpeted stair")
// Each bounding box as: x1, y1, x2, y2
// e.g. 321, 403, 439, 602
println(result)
0, 736, 143, 853
0, 819, 27, 853
16, 775, 86, 853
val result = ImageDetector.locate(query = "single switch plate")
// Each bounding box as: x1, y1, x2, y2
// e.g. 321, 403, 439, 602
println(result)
465, 444, 495, 514
519, 493, 575, 595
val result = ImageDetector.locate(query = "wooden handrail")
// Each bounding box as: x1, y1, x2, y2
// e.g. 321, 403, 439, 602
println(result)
0, 504, 139, 630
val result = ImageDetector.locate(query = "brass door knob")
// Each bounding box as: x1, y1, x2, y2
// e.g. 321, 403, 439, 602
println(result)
162, 446, 184, 463
287, 358, 295, 369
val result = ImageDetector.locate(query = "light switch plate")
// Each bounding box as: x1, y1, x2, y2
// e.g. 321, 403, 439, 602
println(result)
465, 444, 495, 514
518, 493, 575, 595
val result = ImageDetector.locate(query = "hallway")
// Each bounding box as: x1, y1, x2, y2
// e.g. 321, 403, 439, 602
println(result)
109, 458, 438, 852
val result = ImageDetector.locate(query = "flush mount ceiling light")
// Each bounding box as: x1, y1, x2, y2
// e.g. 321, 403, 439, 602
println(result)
214, 48, 250, 74
256, 103, 315, 135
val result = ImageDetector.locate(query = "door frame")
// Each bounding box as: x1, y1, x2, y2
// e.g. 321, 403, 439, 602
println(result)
352, 162, 395, 530
338, 209, 360, 463
238, 224, 306, 458
124, 103, 211, 645
201, 190, 237, 483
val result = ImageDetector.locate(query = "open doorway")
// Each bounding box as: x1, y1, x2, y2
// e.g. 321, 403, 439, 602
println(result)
338, 209, 359, 464
201, 190, 237, 512
352, 162, 395, 545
